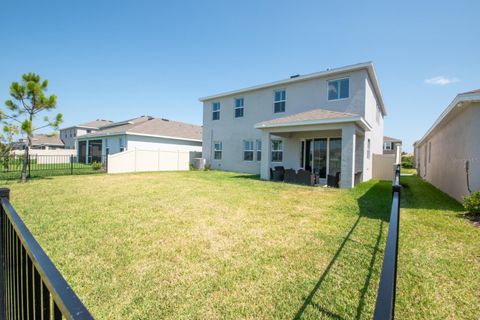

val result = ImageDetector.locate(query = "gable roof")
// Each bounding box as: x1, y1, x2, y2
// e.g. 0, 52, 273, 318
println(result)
383, 136, 402, 143
254, 108, 371, 131
416, 89, 480, 146
30, 134, 64, 147
199, 61, 386, 115
79, 116, 202, 142
78, 119, 113, 128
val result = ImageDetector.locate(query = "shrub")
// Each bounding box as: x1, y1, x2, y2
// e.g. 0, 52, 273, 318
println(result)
401, 155, 414, 169
463, 191, 480, 214
204, 163, 211, 171
91, 161, 102, 171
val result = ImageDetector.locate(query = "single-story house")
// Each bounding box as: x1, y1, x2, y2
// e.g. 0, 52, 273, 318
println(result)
415, 89, 480, 201
76, 116, 202, 163
13, 134, 65, 150
60, 119, 113, 149
383, 136, 402, 155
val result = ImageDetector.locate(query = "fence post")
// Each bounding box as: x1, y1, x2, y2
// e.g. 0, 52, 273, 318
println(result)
28, 154, 31, 178
70, 155, 74, 175
0, 188, 9, 319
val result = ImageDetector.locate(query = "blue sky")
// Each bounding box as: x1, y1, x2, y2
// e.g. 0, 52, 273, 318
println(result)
1, 0, 479, 151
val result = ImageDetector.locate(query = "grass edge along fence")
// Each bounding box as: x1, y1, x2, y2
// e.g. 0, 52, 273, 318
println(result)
0, 188, 94, 319
373, 164, 401, 320
0, 154, 105, 180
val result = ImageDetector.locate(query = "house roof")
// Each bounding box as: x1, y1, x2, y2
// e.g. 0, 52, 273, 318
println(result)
199, 61, 387, 116
78, 116, 202, 142
416, 89, 480, 146
383, 136, 402, 143
254, 108, 372, 131
30, 134, 64, 146
78, 119, 113, 128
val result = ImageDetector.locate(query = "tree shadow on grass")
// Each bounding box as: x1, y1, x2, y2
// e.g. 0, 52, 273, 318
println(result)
293, 180, 391, 320
230, 174, 261, 181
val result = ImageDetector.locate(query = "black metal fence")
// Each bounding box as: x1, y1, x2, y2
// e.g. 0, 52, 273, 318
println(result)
0, 188, 94, 319
0, 155, 106, 180
373, 164, 401, 320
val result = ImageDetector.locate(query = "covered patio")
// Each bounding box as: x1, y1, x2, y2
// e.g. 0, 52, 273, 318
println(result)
255, 109, 372, 188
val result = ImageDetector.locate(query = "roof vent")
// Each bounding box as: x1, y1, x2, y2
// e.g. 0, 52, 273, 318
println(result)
161, 118, 169, 122
290, 74, 300, 79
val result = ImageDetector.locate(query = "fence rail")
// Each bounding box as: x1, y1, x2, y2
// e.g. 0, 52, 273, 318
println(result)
373, 164, 401, 320
0, 155, 105, 179
0, 188, 94, 319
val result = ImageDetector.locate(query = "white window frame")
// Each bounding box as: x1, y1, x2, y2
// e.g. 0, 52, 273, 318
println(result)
212, 102, 220, 120
273, 89, 286, 113
327, 77, 350, 101
243, 140, 254, 161
234, 97, 244, 118
213, 141, 222, 160
384, 142, 392, 150
256, 139, 262, 161
119, 137, 126, 152
271, 139, 283, 163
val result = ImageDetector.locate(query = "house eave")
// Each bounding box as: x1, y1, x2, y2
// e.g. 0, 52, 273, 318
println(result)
77, 131, 202, 143
416, 92, 480, 146
254, 116, 372, 131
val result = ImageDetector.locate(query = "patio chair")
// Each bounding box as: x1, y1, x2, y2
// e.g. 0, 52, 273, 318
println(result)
296, 169, 315, 186
272, 166, 285, 181
327, 172, 341, 188
284, 169, 296, 183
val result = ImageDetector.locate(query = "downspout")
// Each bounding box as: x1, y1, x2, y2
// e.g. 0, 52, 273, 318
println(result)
466, 160, 472, 194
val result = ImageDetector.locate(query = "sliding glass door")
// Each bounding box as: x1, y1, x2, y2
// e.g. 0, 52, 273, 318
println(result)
303, 137, 342, 179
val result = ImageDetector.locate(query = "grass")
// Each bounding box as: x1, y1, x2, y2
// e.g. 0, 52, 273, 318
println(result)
2, 171, 478, 319
401, 168, 417, 175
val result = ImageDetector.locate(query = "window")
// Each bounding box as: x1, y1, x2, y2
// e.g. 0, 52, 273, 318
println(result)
105, 139, 110, 155
271, 140, 283, 162
367, 139, 371, 159
243, 140, 254, 161
212, 102, 220, 120
214, 141, 222, 160
428, 141, 431, 163
256, 139, 262, 161
328, 78, 349, 100
384, 142, 392, 150
119, 137, 125, 152
86, 129, 91, 134
234, 98, 244, 118
274, 90, 286, 113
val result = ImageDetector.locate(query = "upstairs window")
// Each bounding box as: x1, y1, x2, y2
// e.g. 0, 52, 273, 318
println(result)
212, 102, 220, 120
256, 139, 262, 161
235, 98, 244, 118
367, 139, 371, 159
274, 90, 286, 113
243, 140, 254, 161
383, 142, 392, 150
328, 78, 349, 100
214, 141, 222, 160
271, 140, 283, 162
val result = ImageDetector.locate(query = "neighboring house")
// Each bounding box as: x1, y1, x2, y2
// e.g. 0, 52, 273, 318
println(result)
59, 119, 113, 149
383, 136, 402, 154
415, 89, 480, 201
200, 62, 386, 188
14, 134, 65, 150
76, 116, 202, 163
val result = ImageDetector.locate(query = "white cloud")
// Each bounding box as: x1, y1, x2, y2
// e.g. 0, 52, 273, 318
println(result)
424, 76, 459, 85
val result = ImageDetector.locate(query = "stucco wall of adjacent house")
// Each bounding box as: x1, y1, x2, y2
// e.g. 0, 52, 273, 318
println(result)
362, 75, 384, 180
416, 103, 480, 201
202, 69, 384, 177
126, 135, 202, 153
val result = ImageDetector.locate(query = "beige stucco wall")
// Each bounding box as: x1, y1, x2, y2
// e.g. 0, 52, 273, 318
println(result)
416, 103, 480, 201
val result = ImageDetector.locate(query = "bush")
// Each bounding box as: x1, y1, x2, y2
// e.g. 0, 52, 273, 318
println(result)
91, 161, 102, 171
463, 191, 480, 214
401, 155, 414, 169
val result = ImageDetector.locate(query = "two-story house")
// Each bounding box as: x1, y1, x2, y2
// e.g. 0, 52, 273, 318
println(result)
200, 62, 386, 188
59, 119, 113, 149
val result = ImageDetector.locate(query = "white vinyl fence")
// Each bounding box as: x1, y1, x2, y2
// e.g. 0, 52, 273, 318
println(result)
107, 149, 195, 174
11, 149, 77, 164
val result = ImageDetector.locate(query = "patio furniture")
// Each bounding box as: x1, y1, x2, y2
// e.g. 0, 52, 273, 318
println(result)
354, 171, 363, 186
296, 169, 316, 186
272, 166, 285, 181
327, 172, 341, 188
284, 169, 297, 183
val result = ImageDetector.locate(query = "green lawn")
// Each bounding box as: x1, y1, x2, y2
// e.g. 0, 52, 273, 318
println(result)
401, 168, 417, 175
1, 172, 478, 319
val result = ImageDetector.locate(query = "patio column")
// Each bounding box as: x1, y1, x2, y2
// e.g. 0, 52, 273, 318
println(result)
260, 131, 271, 180
340, 125, 356, 188
85, 140, 90, 164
